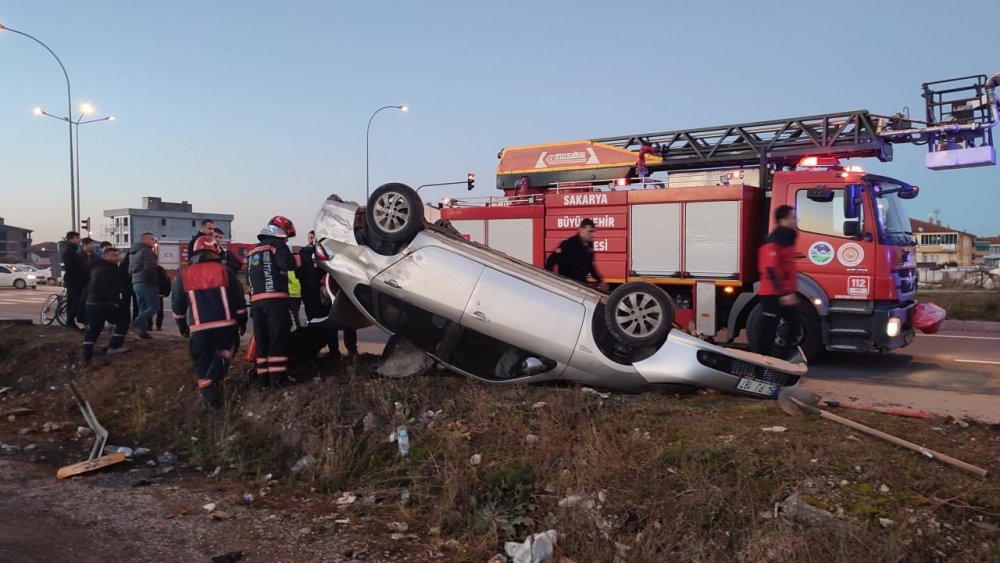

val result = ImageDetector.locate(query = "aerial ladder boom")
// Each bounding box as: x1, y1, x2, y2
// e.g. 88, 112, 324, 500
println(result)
496, 73, 1000, 191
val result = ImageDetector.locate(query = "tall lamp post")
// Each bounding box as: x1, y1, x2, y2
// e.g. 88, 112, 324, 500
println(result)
34, 103, 114, 235
0, 23, 76, 230
366, 104, 408, 200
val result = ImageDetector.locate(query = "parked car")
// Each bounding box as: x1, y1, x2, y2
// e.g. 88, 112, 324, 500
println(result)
312, 183, 805, 398
15, 264, 51, 284
0, 264, 38, 289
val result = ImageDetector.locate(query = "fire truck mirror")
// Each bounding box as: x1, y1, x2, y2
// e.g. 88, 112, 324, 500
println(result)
843, 220, 863, 239
899, 185, 919, 199
843, 184, 863, 219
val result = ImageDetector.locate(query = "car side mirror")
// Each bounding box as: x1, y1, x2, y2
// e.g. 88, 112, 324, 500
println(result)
843, 184, 862, 219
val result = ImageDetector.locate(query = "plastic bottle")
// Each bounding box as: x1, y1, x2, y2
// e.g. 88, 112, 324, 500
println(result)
394, 401, 410, 458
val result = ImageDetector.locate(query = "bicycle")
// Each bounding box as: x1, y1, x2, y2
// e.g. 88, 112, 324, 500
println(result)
40, 289, 68, 326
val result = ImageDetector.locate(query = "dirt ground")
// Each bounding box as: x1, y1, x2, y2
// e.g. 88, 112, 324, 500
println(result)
1, 325, 999, 562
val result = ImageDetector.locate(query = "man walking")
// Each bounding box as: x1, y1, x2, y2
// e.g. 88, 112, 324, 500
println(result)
188, 219, 216, 257
61, 231, 85, 331
81, 247, 128, 363
75, 237, 102, 326
172, 236, 247, 409
248, 216, 296, 386
129, 232, 160, 339
544, 218, 608, 290
751, 205, 800, 357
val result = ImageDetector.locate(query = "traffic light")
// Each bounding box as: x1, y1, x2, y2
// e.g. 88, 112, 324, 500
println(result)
80, 217, 91, 233
467, 172, 475, 191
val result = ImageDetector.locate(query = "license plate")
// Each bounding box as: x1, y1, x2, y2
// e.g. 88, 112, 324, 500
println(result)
737, 378, 779, 397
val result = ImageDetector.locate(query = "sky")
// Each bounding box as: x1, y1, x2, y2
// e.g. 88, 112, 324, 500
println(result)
1, 0, 998, 244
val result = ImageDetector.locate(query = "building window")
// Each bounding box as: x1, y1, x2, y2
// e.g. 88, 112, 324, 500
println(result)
123, 217, 129, 227
191, 220, 196, 228
920, 233, 958, 246
160, 218, 167, 226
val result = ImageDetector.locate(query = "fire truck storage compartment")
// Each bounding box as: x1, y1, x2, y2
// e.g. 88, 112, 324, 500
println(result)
449, 220, 485, 244
630, 203, 681, 276
448, 218, 536, 264
685, 201, 740, 278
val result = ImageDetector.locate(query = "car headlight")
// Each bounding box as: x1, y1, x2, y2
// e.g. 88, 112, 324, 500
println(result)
886, 317, 901, 338
26, 275, 36, 280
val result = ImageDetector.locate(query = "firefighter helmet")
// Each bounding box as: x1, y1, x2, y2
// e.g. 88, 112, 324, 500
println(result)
258, 224, 288, 239
269, 215, 296, 238
193, 235, 221, 254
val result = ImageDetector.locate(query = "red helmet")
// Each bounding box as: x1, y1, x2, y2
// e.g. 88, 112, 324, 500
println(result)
193, 235, 221, 254
269, 215, 296, 238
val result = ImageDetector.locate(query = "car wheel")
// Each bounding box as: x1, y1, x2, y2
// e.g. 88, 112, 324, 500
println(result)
366, 183, 425, 244
13, 279, 26, 290
746, 298, 824, 361
604, 282, 674, 348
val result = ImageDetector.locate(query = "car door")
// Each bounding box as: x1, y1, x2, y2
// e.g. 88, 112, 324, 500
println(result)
462, 267, 585, 369
371, 245, 485, 323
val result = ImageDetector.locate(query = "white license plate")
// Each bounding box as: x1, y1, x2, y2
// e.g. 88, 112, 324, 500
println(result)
736, 378, 779, 397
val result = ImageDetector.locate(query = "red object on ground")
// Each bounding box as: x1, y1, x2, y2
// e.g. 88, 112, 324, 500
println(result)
912, 302, 946, 334
825, 400, 936, 420
245, 334, 257, 362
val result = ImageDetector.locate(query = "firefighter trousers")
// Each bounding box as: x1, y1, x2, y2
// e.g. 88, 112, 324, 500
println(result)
252, 302, 292, 385
191, 326, 237, 408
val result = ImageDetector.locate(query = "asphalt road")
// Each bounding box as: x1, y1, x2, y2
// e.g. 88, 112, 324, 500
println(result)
2, 286, 996, 396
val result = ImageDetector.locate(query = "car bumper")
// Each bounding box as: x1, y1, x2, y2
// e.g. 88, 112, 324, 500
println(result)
633, 331, 804, 398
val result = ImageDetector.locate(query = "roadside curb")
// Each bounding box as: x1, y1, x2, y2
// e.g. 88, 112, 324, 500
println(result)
941, 319, 1000, 333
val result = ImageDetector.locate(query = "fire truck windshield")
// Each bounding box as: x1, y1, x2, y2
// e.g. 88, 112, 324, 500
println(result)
869, 181, 914, 245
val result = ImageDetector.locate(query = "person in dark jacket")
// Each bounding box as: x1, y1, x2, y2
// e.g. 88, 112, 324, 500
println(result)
81, 247, 128, 362
297, 230, 325, 322
76, 238, 101, 325
544, 218, 608, 290
61, 231, 85, 331
248, 218, 296, 386
187, 219, 216, 257
172, 236, 248, 409
751, 205, 800, 357
129, 233, 160, 339
213, 228, 244, 273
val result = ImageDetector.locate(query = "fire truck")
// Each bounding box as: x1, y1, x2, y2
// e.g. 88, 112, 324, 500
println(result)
440, 73, 1000, 360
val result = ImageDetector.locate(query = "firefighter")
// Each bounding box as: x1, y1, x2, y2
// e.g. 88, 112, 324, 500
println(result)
544, 218, 609, 290
248, 215, 296, 387
171, 236, 248, 409
752, 205, 801, 358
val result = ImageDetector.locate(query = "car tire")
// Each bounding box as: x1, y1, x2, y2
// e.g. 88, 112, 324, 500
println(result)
746, 297, 824, 361
366, 183, 425, 245
13, 279, 26, 290
604, 282, 674, 348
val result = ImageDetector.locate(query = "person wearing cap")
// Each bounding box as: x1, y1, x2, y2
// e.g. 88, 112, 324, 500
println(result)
171, 236, 247, 409
247, 216, 296, 387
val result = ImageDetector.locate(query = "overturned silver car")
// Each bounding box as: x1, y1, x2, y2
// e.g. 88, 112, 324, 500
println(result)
313, 183, 804, 397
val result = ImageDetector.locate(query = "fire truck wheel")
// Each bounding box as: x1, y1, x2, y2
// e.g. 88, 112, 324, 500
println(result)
746, 298, 823, 361
366, 183, 425, 245
605, 282, 674, 348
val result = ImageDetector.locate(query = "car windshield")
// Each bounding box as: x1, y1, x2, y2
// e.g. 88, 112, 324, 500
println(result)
870, 181, 913, 245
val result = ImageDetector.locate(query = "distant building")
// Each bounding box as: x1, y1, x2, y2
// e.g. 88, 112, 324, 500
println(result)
102, 197, 234, 248
984, 236, 1000, 268
910, 218, 977, 267
0, 217, 34, 261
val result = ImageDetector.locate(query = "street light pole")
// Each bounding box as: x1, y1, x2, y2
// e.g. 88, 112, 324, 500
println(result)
73, 105, 114, 235
365, 104, 408, 200
0, 24, 76, 230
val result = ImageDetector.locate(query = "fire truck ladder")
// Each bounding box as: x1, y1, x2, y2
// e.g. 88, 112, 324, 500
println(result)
591, 73, 999, 174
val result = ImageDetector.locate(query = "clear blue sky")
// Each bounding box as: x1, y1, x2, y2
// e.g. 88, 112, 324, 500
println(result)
2, 0, 998, 244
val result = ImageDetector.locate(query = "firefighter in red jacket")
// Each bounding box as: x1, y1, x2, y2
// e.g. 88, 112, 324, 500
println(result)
171, 236, 248, 409
752, 205, 800, 357
248, 216, 296, 387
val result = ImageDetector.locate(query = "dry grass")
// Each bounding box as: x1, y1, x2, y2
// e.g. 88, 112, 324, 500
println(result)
1, 325, 999, 562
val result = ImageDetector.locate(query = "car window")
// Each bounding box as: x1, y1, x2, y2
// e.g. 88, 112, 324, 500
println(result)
795, 188, 863, 238
0, 267, 9, 274
448, 327, 549, 381
375, 293, 452, 354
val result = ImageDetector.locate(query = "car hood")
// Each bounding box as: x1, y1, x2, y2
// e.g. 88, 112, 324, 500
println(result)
314, 195, 360, 247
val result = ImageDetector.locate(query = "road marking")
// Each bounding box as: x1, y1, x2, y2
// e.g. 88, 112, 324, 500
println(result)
923, 334, 1000, 341
954, 359, 1000, 366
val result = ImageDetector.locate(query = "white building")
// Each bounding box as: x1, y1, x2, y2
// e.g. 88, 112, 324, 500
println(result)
103, 197, 234, 248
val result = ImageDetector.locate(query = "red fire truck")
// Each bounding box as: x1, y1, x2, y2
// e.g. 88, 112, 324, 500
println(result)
441, 73, 999, 360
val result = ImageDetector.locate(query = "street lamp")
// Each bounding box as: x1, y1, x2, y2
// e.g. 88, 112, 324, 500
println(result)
34, 103, 114, 234
366, 104, 408, 200
0, 23, 76, 229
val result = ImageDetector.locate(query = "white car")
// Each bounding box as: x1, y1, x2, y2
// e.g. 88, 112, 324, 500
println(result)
15, 264, 51, 284
0, 265, 38, 289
